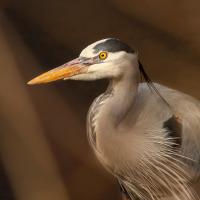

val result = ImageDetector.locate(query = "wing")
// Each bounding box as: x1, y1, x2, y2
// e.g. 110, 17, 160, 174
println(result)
116, 83, 200, 200
152, 83, 200, 179
139, 62, 200, 180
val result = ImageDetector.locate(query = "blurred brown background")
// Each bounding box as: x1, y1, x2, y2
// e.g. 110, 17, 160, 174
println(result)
0, 0, 199, 200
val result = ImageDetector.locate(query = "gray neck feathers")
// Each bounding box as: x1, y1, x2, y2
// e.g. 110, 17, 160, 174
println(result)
87, 86, 113, 149
87, 73, 139, 150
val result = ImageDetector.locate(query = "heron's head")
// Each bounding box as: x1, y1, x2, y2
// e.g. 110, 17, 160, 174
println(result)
28, 38, 139, 84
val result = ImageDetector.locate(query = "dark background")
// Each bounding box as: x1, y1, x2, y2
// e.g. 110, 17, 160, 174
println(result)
0, 0, 199, 200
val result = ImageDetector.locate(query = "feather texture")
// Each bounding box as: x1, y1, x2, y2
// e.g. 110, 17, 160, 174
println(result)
87, 82, 200, 200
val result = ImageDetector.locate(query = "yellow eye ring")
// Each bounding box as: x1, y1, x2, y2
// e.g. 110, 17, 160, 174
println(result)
99, 51, 108, 60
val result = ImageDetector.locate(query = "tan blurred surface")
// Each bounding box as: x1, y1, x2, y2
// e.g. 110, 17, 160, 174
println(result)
0, 0, 199, 200
0, 13, 69, 200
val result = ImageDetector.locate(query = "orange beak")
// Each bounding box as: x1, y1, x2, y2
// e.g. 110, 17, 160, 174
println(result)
27, 58, 89, 85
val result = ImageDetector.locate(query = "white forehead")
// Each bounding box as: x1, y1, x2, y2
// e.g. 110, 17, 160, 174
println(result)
80, 38, 108, 57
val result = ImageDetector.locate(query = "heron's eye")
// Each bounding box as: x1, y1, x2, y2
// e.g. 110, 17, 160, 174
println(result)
99, 52, 108, 60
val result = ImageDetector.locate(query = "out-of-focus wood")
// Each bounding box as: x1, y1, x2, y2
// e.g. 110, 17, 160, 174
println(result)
0, 0, 10, 8
111, 0, 200, 52
0, 13, 69, 200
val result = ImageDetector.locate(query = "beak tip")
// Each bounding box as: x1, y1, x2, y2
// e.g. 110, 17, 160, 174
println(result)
27, 78, 39, 85
27, 81, 32, 85
27, 61, 86, 85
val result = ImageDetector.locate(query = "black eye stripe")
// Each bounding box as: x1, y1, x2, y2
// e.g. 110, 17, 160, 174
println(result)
93, 38, 134, 54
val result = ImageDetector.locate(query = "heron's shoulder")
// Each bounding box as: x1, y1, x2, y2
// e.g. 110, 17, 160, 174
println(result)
138, 82, 200, 118
137, 82, 171, 99
138, 82, 199, 104
138, 82, 172, 92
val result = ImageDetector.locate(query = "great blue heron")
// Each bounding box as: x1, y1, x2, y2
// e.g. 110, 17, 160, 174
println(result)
28, 38, 200, 200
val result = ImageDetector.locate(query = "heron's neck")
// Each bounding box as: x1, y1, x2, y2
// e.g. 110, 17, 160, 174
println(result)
99, 73, 139, 129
